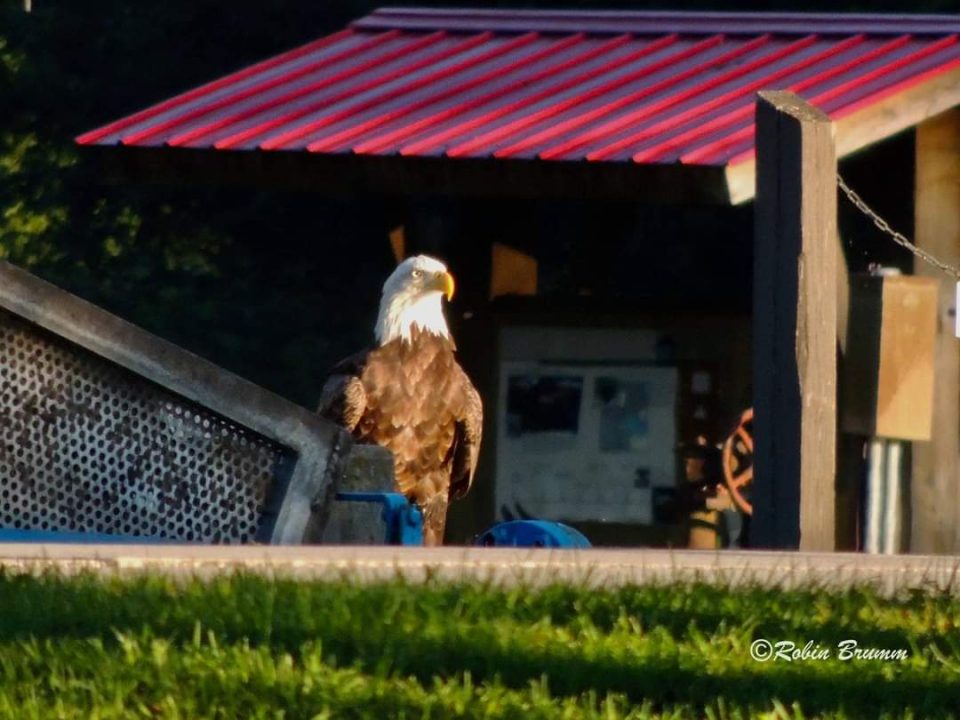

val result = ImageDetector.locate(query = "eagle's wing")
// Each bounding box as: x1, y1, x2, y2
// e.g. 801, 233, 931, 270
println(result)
317, 350, 369, 433
448, 366, 483, 501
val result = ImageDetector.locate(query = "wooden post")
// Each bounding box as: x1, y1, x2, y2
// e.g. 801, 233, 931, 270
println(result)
911, 109, 960, 554
753, 91, 838, 551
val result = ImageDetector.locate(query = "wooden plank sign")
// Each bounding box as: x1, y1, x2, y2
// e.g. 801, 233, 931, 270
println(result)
841, 274, 938, 440
490, 242, 537, 300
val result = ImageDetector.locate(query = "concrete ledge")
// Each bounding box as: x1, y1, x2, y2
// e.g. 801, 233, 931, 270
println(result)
2, 545, 959, 595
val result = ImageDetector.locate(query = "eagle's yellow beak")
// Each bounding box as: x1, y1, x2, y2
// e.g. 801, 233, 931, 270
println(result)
434, 270, 455, 301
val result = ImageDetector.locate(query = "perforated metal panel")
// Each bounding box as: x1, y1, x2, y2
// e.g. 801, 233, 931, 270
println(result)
0, 309, 294, 543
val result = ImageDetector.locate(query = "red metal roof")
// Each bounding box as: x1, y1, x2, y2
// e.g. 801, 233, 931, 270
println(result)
77, 8, 960, 169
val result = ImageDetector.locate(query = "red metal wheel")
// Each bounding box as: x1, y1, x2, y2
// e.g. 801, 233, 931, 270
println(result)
722, 408, 754, 516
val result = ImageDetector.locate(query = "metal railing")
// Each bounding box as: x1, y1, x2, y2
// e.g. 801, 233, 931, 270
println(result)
0, 261, 364, 544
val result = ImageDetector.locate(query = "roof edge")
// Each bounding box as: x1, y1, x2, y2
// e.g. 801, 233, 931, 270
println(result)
354, 7, 960, 36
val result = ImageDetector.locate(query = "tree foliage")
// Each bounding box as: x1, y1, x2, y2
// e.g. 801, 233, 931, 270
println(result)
0, 1, 396, 405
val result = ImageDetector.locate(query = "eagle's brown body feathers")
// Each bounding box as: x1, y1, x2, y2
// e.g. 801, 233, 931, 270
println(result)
319, 326, 482, 545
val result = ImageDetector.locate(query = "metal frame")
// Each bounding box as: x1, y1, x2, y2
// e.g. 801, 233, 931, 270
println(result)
0, 260, 352, 544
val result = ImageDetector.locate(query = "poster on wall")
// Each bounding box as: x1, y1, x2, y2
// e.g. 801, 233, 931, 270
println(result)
495, 362, 678, 525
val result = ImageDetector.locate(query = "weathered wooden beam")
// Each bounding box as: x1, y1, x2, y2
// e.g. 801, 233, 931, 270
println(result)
752, 91, 838, 551
725, 66, 960, 205
835, 67, 960, 163
90, 144, 732, 205
911, 108, 960, 554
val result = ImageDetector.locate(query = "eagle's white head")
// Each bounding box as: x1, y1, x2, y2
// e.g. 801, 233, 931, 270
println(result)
375, 255, 455, 345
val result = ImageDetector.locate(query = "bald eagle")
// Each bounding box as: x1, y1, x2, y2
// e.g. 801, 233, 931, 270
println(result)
318, 255, 483, 545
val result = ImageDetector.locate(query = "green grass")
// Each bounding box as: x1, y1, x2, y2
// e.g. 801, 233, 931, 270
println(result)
0, 572, 958, 719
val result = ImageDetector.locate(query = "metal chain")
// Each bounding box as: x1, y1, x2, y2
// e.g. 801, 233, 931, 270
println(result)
837, 174, 960, 279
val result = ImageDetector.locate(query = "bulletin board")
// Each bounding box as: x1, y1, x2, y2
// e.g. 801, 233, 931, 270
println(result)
494, 362, 678, 525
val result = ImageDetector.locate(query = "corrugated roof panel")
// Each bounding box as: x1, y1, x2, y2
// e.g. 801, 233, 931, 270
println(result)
501, 35, 816, 160
568, 35, 867, 162
305, 35, 573, 152
167, 31, 451, 148
77, 8, 960, 171
212, 32, 493, 150
628, 35, 910, 163
688, 35, 960, 165
264, 31, 534, 150
351, 34, 624, 154
450, 35, 735, 158
396, 35, 682, 157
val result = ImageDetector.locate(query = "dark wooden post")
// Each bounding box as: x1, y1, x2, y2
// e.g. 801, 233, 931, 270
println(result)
753, 91, 838, 551
911, 108, 960, 554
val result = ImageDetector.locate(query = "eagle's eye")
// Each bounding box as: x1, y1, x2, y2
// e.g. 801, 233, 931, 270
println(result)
411, 269, 423, 279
